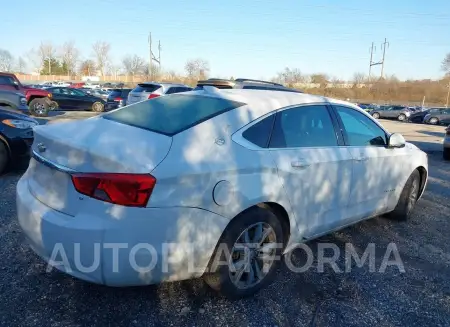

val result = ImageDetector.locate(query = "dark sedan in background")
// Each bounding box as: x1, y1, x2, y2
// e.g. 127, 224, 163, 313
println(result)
45, 87, 106, 112
105, 88, 132, 110
423, 107, 450, 125
0, 107, 37, 174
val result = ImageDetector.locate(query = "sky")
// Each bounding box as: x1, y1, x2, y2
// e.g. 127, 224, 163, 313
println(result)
1, 0, 450, 81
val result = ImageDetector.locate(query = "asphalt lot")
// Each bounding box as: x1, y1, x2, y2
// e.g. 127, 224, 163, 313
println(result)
1, 114, 450, 327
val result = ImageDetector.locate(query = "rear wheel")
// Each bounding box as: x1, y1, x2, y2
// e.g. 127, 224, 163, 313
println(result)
428, 117, 439, 125
444, 148, 450, 161
372, 112, 380, 119
203, 206, 284, 299
386, 170, 420, 221
0, 140, 9, 175
92, 102, 104, 112
398, 114, 406, 121
29, 98, 49, 117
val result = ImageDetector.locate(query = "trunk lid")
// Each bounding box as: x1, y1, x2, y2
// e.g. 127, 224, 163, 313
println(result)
27, 117, 172, 215
127, 83, 161, 104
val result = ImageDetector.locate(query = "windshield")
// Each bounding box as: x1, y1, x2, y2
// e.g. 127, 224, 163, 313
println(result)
103, 94, 245, 135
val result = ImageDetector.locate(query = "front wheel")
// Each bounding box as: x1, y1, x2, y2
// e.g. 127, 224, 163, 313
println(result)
29, 98, 49, 117
386, 170, 420, 221
203, 206, 284, 299
372, 112, 380, 119
92, 102, 104, 112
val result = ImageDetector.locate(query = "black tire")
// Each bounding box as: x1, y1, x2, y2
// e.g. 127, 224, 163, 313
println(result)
29, 98, 49, 117
398, 114, 406, 122
428, 117, 439, 125
48, 101, 59, 111
372, 112, 380, 119
92, 102, 104, 112
203, 206, 284, 299
386, 170, 420, 221
444, 148, 450, 161
0, 140, 9, 175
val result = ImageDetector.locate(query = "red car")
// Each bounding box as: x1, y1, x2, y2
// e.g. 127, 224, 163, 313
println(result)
0, 72, 53, 116
69, 82, 86, 88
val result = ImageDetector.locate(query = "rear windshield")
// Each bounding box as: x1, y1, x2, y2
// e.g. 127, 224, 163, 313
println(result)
132, 84, 161, 93
196, 84, 233, 89
103, 94, 246, 136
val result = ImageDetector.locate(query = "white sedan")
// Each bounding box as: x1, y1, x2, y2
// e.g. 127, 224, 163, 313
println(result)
17, 88, 428, 298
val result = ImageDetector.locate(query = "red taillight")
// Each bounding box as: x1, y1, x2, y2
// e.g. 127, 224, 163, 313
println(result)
148, 93, 160, 99
114, 97, 122, 101
71, 173, 156, 207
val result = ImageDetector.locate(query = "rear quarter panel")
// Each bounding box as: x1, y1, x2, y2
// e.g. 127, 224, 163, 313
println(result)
148, 109, 296, 225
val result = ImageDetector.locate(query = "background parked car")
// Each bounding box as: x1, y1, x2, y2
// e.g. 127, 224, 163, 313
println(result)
409, 107, 442, 123
0, 90, 29, 113
443, 125, 450, 161
127, 82, 192, 105
46, 87, 106, 112
423, 108, 450, 125
370, 105, 412, 121
105, 88, 132, 110
0, 106, 37, 174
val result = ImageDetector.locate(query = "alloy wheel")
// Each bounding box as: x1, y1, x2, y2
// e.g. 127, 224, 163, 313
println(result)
228, 222, 277, 289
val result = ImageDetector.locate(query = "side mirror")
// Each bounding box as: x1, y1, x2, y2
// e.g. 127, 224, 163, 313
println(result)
388, 133, 406, 148
13, 81, 19, 90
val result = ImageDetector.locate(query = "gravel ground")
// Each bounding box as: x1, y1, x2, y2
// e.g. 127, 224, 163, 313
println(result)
0, 118, 450, 327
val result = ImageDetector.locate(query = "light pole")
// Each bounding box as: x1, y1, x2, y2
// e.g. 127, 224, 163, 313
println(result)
446, 82, 450, 108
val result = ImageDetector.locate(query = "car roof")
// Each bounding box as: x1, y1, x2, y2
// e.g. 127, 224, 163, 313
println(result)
186, 88, 364, 119
138, 82, 190, 88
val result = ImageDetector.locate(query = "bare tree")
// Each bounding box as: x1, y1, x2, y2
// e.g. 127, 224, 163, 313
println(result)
92, 41, 111, 77
0, 49, 13, 71
38, 42, 56, 74
79, 60, 96, 76
442, 53, 450, 75
17, 56, 26, 73
61, 41, 79, 76
26, 48, 42, 74
274, 67, 304, 86
184, 58, 210, 79
352, 72, 366, 88
122, 55, 146, 75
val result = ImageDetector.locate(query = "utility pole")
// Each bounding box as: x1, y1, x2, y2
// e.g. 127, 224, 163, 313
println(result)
369, 42, 376, 79
158, 40, 161, 68
369, 38, 389, 79
148, 32, 153, 79
446, 81, 450, 108
380, 38, 389, 79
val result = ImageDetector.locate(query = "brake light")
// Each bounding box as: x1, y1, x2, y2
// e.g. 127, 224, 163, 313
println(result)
114, 97, 122, 102
71, 173, 156, 207
148, 93, 160, 99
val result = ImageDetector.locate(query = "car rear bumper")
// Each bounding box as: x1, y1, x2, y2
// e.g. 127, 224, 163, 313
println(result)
16, 175, 229, 286
444, 136, 450, 149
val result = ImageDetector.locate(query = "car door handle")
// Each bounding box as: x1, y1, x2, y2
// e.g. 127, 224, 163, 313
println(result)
291, 161, 310, 169
354, 157, 368, 162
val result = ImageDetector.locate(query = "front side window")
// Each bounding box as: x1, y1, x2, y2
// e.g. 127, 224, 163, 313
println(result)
334, 106, 387, 146
269, 105, 338, 148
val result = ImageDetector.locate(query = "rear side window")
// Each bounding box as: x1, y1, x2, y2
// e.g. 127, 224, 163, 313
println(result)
133, 84, 161, 93
242, 114, 275, 148
104, 94, 246, 136
108, 90, 122, 98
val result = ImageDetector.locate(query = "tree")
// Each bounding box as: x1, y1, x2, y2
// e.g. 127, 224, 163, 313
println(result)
0, 49, 14, 72
40, 58, 66, 75
442, 53, 450, 75
92, 41, 110, 76
26, 48, 42, 74
275, 67, 304, 86
122, 54, 146, 75
17, 56, 26, 73
79, 60, 96, 76
310, 74, 329, 85
38, 42, 56, 74
61, 41, 79, 76
184, 58, 210, 79
352, 72, 366, 88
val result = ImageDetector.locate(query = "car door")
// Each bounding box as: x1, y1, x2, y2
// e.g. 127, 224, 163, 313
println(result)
439, 108, 450, 124
68, 88, 94, 110
332, 105, 409, 219
50, 88, 71, 109
267, 104, 354, 238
